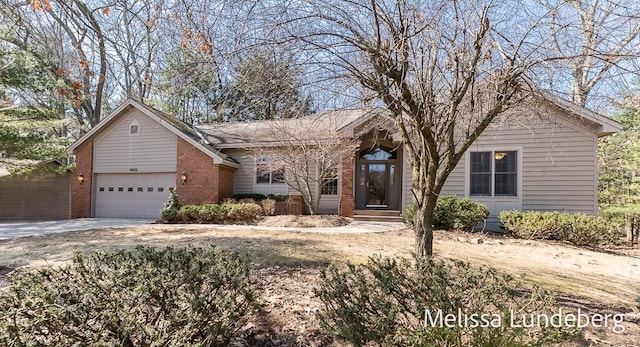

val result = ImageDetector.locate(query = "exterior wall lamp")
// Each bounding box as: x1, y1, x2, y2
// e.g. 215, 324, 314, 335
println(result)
181, 171, 188, 185
77, 173, 85, 185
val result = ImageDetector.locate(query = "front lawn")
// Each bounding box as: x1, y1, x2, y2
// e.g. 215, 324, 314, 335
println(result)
0, 225, 638, 346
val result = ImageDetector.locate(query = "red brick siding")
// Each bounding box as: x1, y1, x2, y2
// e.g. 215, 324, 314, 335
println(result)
217, 165, 235, 200
338, 151, 355, 217
71, 141, 93, 218
175, 138, 235, 205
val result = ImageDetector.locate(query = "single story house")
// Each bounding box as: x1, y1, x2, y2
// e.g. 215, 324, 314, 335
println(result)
68, 95, 621, 222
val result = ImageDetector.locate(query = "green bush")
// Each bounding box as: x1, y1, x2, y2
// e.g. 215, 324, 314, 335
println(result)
499, 210, 616, 246
168, 202, 263, 223
316, 256, 573, 347
405, 195, 489, 230
160, 187, 181, 221
233, 193, 267, 201
266, 193, 289, 202
0, 246, 257, 346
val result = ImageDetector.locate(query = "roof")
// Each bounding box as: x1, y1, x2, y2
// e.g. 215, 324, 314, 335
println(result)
539, 91, 622, 137
67, 99, 239, 168
196, 109, 384, 148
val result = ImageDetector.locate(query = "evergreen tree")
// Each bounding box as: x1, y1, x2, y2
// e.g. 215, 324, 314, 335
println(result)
0, 48, 68, 172
599, 110, 640, 215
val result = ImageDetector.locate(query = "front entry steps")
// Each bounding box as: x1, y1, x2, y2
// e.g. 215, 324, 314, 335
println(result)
353, 210, 404, 222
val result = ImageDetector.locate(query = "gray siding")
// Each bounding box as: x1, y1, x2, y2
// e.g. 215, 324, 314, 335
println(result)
223, 148, 339, 213
0, 174, 70, 220
403, 106, 599, 216
94, 109, 177, 173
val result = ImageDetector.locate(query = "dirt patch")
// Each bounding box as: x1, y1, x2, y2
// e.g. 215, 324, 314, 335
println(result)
257, 215, 351, 228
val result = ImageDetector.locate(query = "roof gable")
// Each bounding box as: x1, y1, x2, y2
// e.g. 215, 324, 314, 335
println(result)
67, 99, 239, 168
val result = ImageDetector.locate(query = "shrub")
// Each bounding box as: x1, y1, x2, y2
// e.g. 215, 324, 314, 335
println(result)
233, 193, 267, 201
227, 203, 264, 221
262, 198, 277, 216
266, 193, 289, 202
405, 195, 489, 230
231, 193, 289, 202
160, 187, 181, 221
499, 210, 616, 246
0, 246, 257, 346
173, 203, 263, 224
316, 256, 573, 347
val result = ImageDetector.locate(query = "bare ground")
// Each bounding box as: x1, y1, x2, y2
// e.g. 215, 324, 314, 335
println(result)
0, 225, 638, 346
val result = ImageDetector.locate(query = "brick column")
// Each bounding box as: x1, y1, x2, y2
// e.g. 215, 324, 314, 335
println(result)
338, 151, 355, 217
71, 141, 93, 218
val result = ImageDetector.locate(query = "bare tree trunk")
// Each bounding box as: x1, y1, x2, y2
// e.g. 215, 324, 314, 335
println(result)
413, 191, 438, 258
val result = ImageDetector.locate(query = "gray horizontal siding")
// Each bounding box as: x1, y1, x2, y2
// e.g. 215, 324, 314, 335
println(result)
223, 148, 339, 213
94, 109, 177, 173
404, 106, 598, 216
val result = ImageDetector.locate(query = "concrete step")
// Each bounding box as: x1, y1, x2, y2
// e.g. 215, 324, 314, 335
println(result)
353, 214, 405, 222
354, 209, 401, 216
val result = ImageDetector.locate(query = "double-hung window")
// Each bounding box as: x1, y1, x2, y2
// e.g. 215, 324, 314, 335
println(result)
470, 151, 517, 197
321, 167, 339, 195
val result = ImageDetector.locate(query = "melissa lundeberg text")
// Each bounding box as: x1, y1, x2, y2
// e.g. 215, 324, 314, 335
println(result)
424, 308, 625, 334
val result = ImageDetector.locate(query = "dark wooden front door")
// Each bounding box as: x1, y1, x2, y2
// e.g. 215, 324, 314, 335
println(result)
355, 146, 401, 210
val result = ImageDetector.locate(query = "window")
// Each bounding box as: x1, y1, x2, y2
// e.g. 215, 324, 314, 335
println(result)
256, 155, 285, 184
321, 168, 338, 195
470, 151, 517, 197
360, 147, 397, 160
129, 120, 139, 135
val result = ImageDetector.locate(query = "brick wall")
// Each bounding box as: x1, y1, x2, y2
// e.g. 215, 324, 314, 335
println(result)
217, 165, 235, 200
338, 151, 355, 217
175, 138, 235, 205
71, 141, 93, 218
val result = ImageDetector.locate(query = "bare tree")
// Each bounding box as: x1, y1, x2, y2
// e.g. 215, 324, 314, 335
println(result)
253, 116, 359, 214
538, 0, 640, 107
280, 0, 545, 257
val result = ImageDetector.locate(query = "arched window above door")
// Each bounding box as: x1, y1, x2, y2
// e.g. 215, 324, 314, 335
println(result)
360, 146, 397, 160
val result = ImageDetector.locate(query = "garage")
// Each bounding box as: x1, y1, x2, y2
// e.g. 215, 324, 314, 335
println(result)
95, 173, 175, 218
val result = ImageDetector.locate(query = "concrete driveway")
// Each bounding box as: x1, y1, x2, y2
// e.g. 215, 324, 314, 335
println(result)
0, 218, 155, 240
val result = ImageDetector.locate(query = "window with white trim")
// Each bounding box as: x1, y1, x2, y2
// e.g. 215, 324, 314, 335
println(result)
321, 167, 338, 195
470, 151, 517, 196
256, 155, 285, 184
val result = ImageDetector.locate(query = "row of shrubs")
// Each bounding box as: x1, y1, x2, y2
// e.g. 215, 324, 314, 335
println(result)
0, 247, 575, 346
499, 210, 617, 246
164, 203, 264, 223
232, 193, 289, 202
405, 195, 490, 230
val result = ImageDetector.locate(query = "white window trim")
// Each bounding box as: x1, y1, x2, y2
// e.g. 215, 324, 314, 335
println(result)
319, 163, 341, 197
253, 155, 287, 195
464, 146, 523, 205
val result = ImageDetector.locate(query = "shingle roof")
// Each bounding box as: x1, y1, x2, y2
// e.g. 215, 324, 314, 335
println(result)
196, 109, 374, 148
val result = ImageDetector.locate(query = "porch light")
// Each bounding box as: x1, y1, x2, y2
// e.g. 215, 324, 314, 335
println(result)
77, 173, 85, 185
494, 152, 506, 160
181, 171, 188, 184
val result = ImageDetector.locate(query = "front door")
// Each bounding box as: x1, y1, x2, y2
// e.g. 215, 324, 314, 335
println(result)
355, 146, 401, 210
367, 163, 388, 207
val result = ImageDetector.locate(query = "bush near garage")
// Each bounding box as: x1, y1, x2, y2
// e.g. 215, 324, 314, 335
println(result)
405, 195, 489, 230
499, 210, 617, 247
0, 246, 257, 346
316, 256, 573, 347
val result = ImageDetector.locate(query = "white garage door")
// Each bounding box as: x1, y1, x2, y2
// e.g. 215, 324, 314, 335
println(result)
95, 173, 176, 218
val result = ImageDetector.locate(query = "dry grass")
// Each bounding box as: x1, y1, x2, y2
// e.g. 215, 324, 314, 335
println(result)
0, 225, 638, 346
